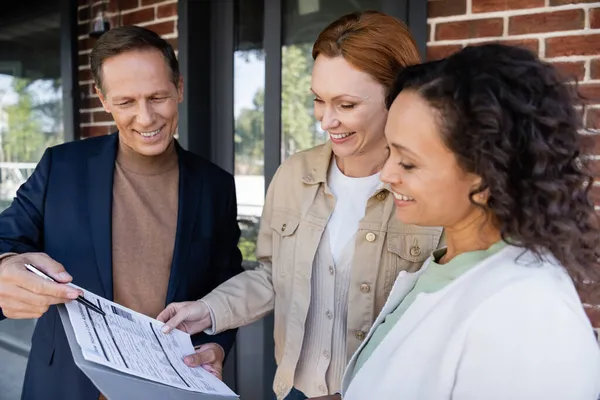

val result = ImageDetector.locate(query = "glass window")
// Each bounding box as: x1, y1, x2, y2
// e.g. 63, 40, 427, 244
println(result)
280, 0, 384, 160
0, 5, 64, 398
234, 0, 265, 265
0, 13, 63, 213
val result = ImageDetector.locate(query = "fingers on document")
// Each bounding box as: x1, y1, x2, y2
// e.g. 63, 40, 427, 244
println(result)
159, 304, 181, 333
184, 345, 218, 367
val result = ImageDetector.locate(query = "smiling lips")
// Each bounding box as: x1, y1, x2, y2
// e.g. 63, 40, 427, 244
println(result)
137, 127, 161, 138
392, 191, 415, 202
329, 132, 355, 140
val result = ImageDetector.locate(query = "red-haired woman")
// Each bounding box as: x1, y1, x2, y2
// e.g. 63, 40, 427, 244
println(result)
158, 11, 443, 400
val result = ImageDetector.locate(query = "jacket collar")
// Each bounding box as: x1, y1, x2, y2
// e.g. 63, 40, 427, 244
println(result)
299, 140, 390, 192
300, 141, 333, 185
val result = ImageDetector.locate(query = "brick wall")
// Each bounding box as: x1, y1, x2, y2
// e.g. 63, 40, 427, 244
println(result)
77, 0, 178, 139
428, 0, 600, 334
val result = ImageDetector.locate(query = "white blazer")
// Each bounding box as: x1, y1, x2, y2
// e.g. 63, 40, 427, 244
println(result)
342, 245, 600, 400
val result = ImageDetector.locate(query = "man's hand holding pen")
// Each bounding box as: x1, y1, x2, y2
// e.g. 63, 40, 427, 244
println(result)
0, 252, 83, 319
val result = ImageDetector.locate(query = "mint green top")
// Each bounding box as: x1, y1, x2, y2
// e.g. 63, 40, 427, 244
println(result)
352, 240, 507, 379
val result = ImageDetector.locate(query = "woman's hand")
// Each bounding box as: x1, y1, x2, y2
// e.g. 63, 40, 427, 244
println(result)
157, 300, 212, 335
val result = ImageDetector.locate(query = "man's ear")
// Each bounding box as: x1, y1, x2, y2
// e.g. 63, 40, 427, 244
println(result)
95, 85, 110, 113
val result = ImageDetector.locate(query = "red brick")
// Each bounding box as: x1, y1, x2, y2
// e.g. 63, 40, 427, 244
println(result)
79, 83, 91, 95
79, 111, 92, 124
590, 184, 600, 204
142, 0, 171, 5
78, 22, 90, 36
157, 2, 177, 19
78, 37, 96, 52
579, 132, 600, 154
79, 83, 96, 97
436, 18, 503, 41
78, 68, 93, 82
82, 96, 104, 110
585, 306, 600, 328
144, 20, 175, 36
550, 0, 600, 4
588, 161, 600, 179
166, 38, 178, 51
93, 111, 114, 123
428, 0, 467, 18
474, 38, 539, 54
122, 8, 155, 26
551, 61, 586, 81
117, 0, 140, 11
579, 83, 600, 105
546, 34, 600, 58
591, 8, 600, 29
79, 53, 91, 68
591, 59, 600, 80
81, 126, 111, 138
426, 44, 462, 61
473, 0, 544, 13
78, 6, 91, 22
509, 10, 584, 35
503, 39, 539, 54
588, 108, 600, 130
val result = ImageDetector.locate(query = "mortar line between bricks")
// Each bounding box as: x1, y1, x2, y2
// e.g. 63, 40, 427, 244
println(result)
429, 4, 597, 24
429, 29, 600, 47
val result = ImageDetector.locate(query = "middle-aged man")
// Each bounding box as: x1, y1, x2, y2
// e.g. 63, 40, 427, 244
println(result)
0, 26, 243, 400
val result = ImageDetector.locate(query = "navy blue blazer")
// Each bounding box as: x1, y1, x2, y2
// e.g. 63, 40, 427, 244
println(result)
0, 133, 244, 400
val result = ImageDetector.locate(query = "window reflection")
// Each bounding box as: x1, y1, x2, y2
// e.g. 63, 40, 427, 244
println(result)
0, 8, 63, 397
0, 14, 63, 213
0, 77, 63, 212
281, 43, 325, 159
234, 0, 265, 265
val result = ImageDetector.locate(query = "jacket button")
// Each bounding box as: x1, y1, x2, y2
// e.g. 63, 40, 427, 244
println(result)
328, 265, 335, 275
410, 245, 421, 257
365, 232, 376, 242
360, 283, 370, 293
281, 223, 287, 232
355, 330, 365, 340
325, 310, 333, 320
376, 191, 387, 201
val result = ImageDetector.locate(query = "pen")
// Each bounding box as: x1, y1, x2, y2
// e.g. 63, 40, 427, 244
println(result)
24, 263, 106, 316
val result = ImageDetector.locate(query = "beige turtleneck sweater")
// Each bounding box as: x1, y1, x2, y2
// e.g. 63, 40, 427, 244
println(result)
99, 139, 179, 400
111, 139, 180, 319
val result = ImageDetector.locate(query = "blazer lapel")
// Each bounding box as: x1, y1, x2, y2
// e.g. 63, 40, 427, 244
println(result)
166, 143, 202, 303
87, 134, 118, 299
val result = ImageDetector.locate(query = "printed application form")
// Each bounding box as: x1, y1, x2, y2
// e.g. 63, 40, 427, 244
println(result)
64, 286, 237, 397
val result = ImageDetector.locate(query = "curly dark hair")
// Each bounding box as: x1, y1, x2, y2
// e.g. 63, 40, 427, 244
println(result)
386, 43, 600, 291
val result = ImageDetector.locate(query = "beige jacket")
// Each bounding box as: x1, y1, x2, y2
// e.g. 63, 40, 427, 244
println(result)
202, 142, 444, 399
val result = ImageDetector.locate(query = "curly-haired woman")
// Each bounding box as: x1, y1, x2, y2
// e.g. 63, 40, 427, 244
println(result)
341, 44, 600, 400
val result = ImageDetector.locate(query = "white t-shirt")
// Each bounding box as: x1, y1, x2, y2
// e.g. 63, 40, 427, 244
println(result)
326, 158, 381, 265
